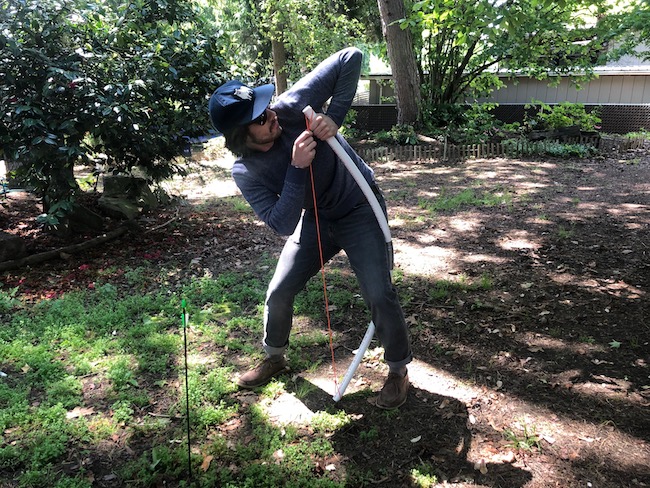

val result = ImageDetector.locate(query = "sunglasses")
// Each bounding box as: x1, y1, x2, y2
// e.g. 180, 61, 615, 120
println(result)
251, 109, 268, 126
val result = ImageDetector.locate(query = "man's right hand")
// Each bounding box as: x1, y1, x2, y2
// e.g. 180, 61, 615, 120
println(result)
291, 130, 317, 169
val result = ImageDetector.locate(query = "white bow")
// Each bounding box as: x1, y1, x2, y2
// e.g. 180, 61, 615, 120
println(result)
303, 105, 392, 401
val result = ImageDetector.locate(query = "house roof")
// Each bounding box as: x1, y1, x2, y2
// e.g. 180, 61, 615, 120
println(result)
596, 52, 650, 75
365, 49, 650, 77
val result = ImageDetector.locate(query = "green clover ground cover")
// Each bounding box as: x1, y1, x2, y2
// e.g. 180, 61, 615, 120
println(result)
0, 265, 364, 487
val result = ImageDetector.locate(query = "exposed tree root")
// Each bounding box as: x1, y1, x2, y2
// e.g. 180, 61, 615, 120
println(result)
0, 225, 130, 272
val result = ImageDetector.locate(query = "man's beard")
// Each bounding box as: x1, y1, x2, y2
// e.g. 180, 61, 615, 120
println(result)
248, 119, 282, 146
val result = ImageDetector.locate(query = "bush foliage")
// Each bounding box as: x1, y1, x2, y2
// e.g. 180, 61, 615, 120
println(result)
524, 100, 601, 132
0, 0, 225, 214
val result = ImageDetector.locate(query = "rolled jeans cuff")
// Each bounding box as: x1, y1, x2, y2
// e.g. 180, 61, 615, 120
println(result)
263, 342, 287, 358
385, 353, 413, 371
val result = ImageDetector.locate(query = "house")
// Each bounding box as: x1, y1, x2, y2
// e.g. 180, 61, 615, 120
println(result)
353, 52, 650, 134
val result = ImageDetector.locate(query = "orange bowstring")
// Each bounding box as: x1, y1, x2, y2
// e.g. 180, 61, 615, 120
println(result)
305, 113, 340, 396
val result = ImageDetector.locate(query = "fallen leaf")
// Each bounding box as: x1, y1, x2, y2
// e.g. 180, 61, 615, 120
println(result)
201, 455, 214, 472
540, 434, 556, 444
410, 435, 422, 443
591, 359, 613, 365
325, 464, 336, 471
474, 459, 488, 474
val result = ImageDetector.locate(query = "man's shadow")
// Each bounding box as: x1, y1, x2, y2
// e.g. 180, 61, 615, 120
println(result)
290, 377, 532, 487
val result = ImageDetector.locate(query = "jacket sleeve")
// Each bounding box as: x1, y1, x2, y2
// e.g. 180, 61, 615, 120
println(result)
233, 163, 308, 236
231, 48, 363, 235
281, 47, 363, 126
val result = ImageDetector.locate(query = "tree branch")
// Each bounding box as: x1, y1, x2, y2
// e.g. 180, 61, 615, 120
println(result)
0, 226, 130, 272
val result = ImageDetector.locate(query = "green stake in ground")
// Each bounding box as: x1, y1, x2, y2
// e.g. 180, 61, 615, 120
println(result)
181, 299, 191, 482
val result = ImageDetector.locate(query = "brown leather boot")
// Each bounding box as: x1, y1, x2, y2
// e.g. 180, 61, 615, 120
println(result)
236, 357, 289, 389
376, 371, 409, 409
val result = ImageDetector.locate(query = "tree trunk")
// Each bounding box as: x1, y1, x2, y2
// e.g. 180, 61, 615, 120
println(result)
42, 164, 103, 236
42, 164, 76, 214
271, 38, 288, 95
377, 0, 421, 127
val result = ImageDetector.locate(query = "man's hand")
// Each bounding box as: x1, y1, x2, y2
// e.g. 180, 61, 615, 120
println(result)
309, 113, 338, 141
291, 130, 317, 169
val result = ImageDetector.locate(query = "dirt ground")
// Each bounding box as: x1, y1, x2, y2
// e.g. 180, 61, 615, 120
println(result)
1, 143, 649, 487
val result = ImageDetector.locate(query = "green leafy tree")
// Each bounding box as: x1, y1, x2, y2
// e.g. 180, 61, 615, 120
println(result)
0, 1, 97, 218
344, 0, 385, 44
258, 0, 368, 93
210, 0, 383, 102
0, 0, 225, 229
612, 0, 650, 61
82, 0, 224, 179
392, 0, 638, 128
209, 0, 271, 82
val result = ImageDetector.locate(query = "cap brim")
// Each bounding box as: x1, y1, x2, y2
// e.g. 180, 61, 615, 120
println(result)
251, 84, 275, 120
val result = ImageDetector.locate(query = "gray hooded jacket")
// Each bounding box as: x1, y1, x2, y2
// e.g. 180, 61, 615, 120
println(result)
231, 47, 376, 236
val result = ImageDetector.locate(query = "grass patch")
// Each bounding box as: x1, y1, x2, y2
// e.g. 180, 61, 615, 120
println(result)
557, 224, 575, 240
426, 274, 493, 301
0, 267, 358, 486
294, 268, 363, 319
410, 462, 439, 487
503, 420, 542, 452
419, 185, 514, 213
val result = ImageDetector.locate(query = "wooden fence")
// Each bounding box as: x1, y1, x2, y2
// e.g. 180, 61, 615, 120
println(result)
354, 135, 648, 163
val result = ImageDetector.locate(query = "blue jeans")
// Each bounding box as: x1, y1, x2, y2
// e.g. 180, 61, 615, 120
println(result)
263, 197, 412, 370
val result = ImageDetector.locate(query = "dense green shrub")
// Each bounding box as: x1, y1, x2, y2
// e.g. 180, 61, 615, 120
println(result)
446, 104, 501, 144
375, 124, 419, 145
524, 100, 601, 131
420, 103, 502, 144
0, 0, 225, 220
503, 138, 597, 158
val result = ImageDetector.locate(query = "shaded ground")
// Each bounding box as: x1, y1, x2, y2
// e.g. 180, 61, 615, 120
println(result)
1, 143, 650, 487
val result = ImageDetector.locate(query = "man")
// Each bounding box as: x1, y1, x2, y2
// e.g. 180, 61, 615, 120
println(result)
208, 47, 412, 409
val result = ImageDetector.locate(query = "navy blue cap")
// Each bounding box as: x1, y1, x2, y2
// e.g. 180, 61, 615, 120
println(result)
209, 80, 275, 133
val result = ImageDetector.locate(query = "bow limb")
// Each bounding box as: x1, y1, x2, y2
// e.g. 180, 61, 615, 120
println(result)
333, 321, 375, 402
303, 106, 392, 402
302, 106, 393, 269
